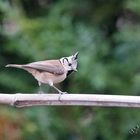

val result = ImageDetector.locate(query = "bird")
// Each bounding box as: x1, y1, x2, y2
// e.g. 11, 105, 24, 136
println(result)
6, 52, 78, 94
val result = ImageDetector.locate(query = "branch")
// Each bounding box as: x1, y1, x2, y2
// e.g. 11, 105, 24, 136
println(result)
0, 93, 140, 108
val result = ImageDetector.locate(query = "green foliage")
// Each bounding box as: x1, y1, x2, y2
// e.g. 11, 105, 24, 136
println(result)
0, 0, 140, 140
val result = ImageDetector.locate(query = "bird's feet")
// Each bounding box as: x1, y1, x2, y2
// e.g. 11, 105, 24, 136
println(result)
60, 91, 68, 94
58, 91, 68, 101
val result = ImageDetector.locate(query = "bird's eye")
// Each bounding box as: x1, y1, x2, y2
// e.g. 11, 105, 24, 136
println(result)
68, 63, 72, 66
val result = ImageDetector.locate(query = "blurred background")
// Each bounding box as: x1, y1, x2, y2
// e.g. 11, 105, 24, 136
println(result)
0, 0, 140, 139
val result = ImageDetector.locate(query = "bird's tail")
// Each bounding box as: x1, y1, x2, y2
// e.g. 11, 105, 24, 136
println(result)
5, 64, 23, 69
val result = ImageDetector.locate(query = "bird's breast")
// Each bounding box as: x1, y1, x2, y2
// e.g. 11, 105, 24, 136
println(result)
34, 71, 66, 84
50, 73, 66, 84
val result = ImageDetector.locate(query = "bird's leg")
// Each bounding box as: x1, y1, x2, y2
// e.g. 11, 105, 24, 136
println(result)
48, 81, 66, 94
51, 85, 68, 101
52, 85, 63, 93
48, 82, 67, 101
38, 81, 44, 94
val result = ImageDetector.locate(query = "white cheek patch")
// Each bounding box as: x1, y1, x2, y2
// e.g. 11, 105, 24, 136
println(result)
61, 54, 78, 71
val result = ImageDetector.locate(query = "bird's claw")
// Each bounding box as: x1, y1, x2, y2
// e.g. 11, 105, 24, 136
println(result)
58, 91, 68, 101
60, 91, 68, 94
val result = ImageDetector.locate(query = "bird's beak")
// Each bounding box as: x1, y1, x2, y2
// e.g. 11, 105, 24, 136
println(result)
73, 68, 78, 72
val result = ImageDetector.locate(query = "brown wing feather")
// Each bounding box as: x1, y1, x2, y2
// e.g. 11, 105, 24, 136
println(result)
22, 60, 64, 75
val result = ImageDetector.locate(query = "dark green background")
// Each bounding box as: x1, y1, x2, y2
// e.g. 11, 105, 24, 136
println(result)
0, 0, 140, 139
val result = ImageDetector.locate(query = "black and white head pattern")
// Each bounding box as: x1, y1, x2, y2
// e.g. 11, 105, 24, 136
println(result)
60, 52, 78, 72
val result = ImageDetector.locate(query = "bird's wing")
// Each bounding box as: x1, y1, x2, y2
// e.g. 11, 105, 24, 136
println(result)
22, 63, 65, 75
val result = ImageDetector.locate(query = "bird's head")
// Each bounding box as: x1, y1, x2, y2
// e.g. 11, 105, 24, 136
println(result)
60, 52, 79, 72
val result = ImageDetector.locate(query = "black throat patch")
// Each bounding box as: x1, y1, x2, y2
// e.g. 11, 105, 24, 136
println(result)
67, 70, 74, 76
